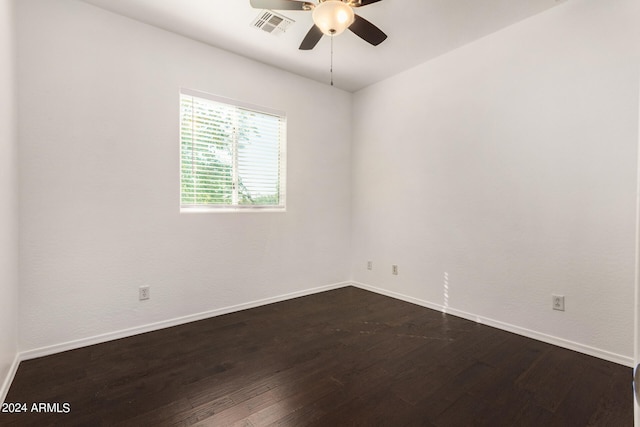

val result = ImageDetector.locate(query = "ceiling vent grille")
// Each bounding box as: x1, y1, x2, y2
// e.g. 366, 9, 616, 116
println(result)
252, 10, 294, 35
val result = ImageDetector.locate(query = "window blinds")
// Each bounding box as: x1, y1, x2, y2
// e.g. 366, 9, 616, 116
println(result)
180, 89, 286, 211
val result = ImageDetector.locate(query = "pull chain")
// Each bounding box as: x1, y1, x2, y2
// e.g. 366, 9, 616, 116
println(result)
330, 34, 334, 86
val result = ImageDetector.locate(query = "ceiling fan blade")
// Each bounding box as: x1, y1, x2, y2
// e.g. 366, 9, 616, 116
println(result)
354, 0, 383, 6
249, 0, 314, 11
349, 14, 387, 46
299, 25, 323, 50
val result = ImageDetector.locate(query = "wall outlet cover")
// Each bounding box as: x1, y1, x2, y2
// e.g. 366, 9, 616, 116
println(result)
552, 295, 564, 311
139, 286, 150, 301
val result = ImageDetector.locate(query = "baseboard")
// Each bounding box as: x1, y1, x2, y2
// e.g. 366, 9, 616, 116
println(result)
13, 278, 633, 388
0, 353, 20, 404
20, 281, 351, 362
350, 281, 634, 368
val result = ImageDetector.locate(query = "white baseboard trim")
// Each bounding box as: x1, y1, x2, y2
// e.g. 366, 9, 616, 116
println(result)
0, 353, 20, 404
350, 281, 634, 368
9, 279, 631, 399
20, 281, 351, 362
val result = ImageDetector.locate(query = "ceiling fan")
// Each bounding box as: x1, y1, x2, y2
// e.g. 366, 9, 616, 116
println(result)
249, 0, 387, 50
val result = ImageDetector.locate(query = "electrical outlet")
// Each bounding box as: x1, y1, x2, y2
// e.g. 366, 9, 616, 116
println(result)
139, 286, 150, 301
392, 264, 398, 275
552, 295, 564, 311
367, 261, 373, 270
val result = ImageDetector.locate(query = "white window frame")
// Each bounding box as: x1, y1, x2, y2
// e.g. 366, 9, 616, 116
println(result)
179, 88, 287, 213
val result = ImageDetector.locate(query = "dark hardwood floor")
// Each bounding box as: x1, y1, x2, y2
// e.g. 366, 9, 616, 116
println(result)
2, 286, 633, 426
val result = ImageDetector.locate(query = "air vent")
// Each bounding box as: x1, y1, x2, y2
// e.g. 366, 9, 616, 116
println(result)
252, 10, 294, 35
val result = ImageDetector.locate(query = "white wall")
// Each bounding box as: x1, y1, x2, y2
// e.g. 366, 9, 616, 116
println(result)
0, 0, 18, 402
352, 0, 640, 365
14, 0, 640, 370
17, 0, 352, 354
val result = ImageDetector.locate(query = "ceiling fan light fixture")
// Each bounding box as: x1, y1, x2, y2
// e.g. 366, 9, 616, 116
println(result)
312, 0, 355, 36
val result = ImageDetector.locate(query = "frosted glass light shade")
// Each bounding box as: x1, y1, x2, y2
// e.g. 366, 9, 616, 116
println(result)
312, 1, 355, 36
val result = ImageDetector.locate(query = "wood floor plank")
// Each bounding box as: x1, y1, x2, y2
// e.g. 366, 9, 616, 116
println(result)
516, 347, 587, 412
1, 286, 632, 426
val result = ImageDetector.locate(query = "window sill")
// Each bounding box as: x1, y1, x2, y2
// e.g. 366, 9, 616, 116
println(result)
180, 206, 286, 214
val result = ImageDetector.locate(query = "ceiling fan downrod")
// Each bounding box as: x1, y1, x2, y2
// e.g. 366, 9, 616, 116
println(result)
330, 32, 334, 86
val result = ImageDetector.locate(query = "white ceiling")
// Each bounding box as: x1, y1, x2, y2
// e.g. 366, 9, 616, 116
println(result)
78, 0, 565, 92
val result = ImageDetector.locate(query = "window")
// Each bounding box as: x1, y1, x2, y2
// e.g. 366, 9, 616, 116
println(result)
180, 89, 286, 211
